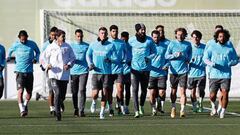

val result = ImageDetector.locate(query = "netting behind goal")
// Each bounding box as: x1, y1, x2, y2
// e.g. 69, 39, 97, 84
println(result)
38, 10, 240, 99
41, 10, 240, 48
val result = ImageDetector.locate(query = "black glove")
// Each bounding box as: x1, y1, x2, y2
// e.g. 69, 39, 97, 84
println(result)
0, 66, 4, 72
191, 58, 195, 62
88, 64, 95, 71
104, 58, 111, 63
40, 64, 45, 71
127, 61, 131, 66
145, 57, 150, 64
6, 57, 11, 62
32, 59, 37, 64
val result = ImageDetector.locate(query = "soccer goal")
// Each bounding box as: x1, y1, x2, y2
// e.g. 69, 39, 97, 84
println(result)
40, 9, 240, 47
38, 9, 240, 99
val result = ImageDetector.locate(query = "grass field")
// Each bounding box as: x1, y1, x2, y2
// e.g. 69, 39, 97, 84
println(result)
0, 100, 240, 135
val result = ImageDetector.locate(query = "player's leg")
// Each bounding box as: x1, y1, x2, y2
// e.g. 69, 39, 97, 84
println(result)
0, 77, 4, 99
99, 74, 111, 119
78, 73, 88, 117
123, 73, 131, 114
51, 79, 62, 121
71, 75, 80, 117
116, 74, 124, 114
108, 75, 114, 117
219, 79, 231, 118
188, 78, 197, 112
158, 76, 167, 113
139, 71, 149, 116
148, 76, 157, 116
90, 74, 99, 113
179, 74, 187, 117
16, 73, 26, 117
169, 74, 178, 118
209, 79, 219, 116
47, 78, 55, 115
197, 76, 206, 112
131, 70, 140, 118
60, 80, 68, 113
24, 73, 34, 117
217, 91, 223, 115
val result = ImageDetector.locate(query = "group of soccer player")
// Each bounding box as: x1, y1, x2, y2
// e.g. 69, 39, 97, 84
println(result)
0, 23, 238, 121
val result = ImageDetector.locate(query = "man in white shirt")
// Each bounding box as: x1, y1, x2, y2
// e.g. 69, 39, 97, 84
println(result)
41, 29, 75, 121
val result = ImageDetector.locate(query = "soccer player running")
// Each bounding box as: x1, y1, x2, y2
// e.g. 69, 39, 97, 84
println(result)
188, 30, 206, 113
203, 29, 238, 118
129, 23, 156, 118
0, 43, 5, 99
148, 30, 169, 116
87, 27, 117, 119
7, 30, 40, 117
70, 29, 89, 117
205, 25, 234, 115
108, 25, 126, 116
120, 31, 132, 114
155, 25, 170, 113
41, 29, 75, 121
39, 26, 58, 115
165, 28, 192, 118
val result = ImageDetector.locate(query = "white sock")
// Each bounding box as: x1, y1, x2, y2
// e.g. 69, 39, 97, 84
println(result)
172, 103, 176, 108
217, 104, 222, 112
50, 106, 55, 111
100, 106, 105, 114
221, 108, 226, 113
210, 101, 216, 110
161, 101, 164, 110
198, 97, 203, 104
121, 105, 125, 112
23, 100, 29, 107
155, 98, 158, 107
18, 103, 24, 112
180, 104, 185, 112
92, 99, 96, 105
152, 106, 157, 112
198, 97, 203, 107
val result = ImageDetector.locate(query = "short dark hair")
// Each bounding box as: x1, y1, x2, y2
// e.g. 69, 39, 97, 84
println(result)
50, 26, 58, 33
215, 25, 223, 30
214, 29, 230, 43
155, 25, 164, 30
121, 31, 129, 38
174, 27, 187, 37
99, 27, 108, 32
191, 30, 202, 39
110, 25, 118, 31
151, 30, 160, 36
75, 29, 83, 35
18, 30, 28, 38
135, 23, 146, 32
56, 29, 65, 37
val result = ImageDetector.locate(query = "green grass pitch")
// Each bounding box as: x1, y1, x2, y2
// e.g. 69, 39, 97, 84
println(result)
0, 100, 240, 135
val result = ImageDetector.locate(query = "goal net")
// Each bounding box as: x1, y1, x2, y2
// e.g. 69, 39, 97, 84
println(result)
41, 10, 240, 47
38, 9, 240, 99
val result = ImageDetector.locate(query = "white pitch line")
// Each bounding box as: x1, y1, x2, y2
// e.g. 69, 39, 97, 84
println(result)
183, 102, 240, 117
